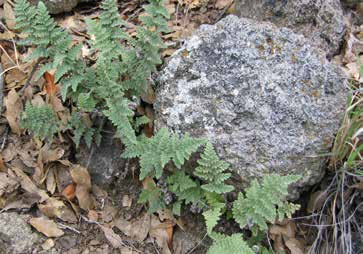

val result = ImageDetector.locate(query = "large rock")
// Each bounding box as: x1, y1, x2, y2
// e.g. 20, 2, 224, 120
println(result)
154, 15, 347, 197
235, 0, 347, 58
0, 212, 40, 253
29, 0, 88, 14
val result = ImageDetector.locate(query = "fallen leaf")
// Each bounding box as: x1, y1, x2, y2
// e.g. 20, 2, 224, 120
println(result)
88, 210, 99, 221
46, 168, 56, 194
44, 71, 57, 97
0, 155, 7, 172
100, 225, 123, 248
75, 184, 94, 211
122, 195, 132, 208
11, 167, 49, 202
215, 0, 232, 9
114, 213, 151, 242
0, 172, 19, 196
3, 192, 40, 211
62, 183, 76, 200
38, 197, 77, 223
285, 238, 305, 254
4, 89, 23, 134
42, 239, 55, 251
149, 215, 173, 254
29, 217, 64, 237
41, 147, 65, 163
4, 1, 16, 30
2, 143, 17, 162
70, 165, 91, 189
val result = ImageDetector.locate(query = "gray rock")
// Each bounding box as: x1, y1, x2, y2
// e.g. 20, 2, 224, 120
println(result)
0, 212, 40, 253
76, 121, 127, 186
154, 15, 347, 197
29, 0, 88, 14
235, 0, 347, 58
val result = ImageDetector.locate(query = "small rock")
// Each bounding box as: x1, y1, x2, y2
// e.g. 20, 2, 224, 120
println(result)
0, 212, 40, 253
76, 121, 127, 186
155, 15, 348, 198
234, 0, 347, 58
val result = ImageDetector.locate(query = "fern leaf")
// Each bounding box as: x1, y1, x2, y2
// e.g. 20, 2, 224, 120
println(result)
208, 233, 254, 254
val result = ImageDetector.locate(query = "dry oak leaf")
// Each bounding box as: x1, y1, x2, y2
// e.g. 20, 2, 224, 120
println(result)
75, 184, 95, 211
10, 167, 49, 202
38, 197, 77, 223
4, 89, 23, 134
70, 165, 91, 189
29, 217, 64, 237
100, 225, 123, 249
62, 183, 76, 200
149, 215, 174, 254
114, 212, 151, 242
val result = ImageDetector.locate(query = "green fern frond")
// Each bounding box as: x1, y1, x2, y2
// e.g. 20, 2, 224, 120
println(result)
194, 142, 234, 194
232, 174, 300, 231
203, 205, 223, 234
68, 112, 96, 148
208, 233, 254, 254
21, 102, 59, 141
138, 183, 165, 213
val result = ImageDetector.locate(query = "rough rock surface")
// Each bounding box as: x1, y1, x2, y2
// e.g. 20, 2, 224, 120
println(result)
0, 212, 40, 253
77, 121, 127, 186
235, 0, 347, 58
29, 0, 87, 14
154, 15, 347, 197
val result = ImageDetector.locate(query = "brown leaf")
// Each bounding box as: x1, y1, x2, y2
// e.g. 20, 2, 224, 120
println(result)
114, 213, 151, 242
3, 192, 40, 211
285, 238, 305, 254
46, 168, 56, 194
62, 183, 76, 200
4, 89, 23, 134
122, 195, 132, 208
149, 215, 173, 254
29, 217, 64, 237
0, 171, 19, 196
75, 184, 94, 211
70, 165, 91, 189
0, 155, 7, 172
4, 1, 16, 30
43, 71, 57, 97
41, 146, 65, 163
2, 143, 17, 162
42, 239, 55, 251
38, 197, 77, 223
100, 225, 123, 249
87, 210, 99, 221
10, 167, 49, 202
215, 0, 232, 9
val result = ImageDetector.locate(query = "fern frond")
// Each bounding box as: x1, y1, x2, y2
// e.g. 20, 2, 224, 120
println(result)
208, 233, 254, 254
232, 174, 301, 231
194, 142, 234, 194
21, 102, 59, 141
167, 171, 203, 204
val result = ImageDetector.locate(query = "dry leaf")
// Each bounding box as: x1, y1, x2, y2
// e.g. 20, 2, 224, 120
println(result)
4, 1, 16, 30
215, 0, 232, 9
100, 225, 123, 249
42, 239, 55, 251
41, 147, 65, 163
29, 217, 64, 237
149, 215, 173, 254
44, 71, 58, 97
4, 89, 23, 134
122, 195, 132, 208
285, 238, 304, 254
75, 184, 94, 211
62, 183, 76, 200
70, 165, 91, 189
3, 192, 40, 211
0, 171, 19, 196
0, 155, 7, 172
46, 168, 56, 194
88, 210, 99, 221
114, 213, 151, 242
38, 197, 77, 223
11, 167, 49, 202
2, 143, 17, 162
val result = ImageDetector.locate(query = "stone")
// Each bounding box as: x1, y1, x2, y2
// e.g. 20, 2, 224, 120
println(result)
28, 0, 88, 14
154, 15, 347, 197
76, 121, 127, 186
0, 212, 40, 253
235, 0, 347, 58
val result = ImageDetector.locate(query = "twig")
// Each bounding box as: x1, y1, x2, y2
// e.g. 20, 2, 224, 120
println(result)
186, 233, 208, 254
18, 59, 42, 96
58, 223, 81, 234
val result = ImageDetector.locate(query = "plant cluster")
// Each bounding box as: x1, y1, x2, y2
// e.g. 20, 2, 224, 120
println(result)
14, 0, 301, 253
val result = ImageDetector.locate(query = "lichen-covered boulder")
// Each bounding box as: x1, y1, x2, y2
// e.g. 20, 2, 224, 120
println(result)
29, 0, 87, 14
235, 0, 347, 58
154, 15, 347, 197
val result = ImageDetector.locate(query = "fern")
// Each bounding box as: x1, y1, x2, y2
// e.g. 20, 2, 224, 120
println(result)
138, 182, 165, 213
208, 233, 254, 254
21, 102, 59, 141
167, 171, 204, 205
194, 142, 234, 194
67, 112, 97, 148
123, 128, 204, 179
232, 174, 301, 231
